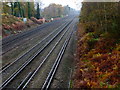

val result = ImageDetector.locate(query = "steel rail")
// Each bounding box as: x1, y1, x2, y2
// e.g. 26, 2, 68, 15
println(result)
0, 22, 67, 73
0, 20, 73, 89
42, 26, 73, 90
17, 20, 73, 90
1, 20, 67, 55
2, 19, 63, 47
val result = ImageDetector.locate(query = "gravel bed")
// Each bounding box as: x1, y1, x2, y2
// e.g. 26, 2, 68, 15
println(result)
1, 20, 71, 84
2, 17, 71, 68
1, 16, 77, 89
50, 18, 78, 88
25, 19, 75, 88
5, 19, 72, 88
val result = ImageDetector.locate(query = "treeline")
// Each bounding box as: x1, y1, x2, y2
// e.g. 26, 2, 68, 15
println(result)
80, 2, 120, 39
2, 2, 74, 19
42, 4, 74, 19
73, 2, 120, 88
3, 2, 43, 19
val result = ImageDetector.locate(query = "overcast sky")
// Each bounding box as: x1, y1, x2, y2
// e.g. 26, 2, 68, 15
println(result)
40, 0, 83, 10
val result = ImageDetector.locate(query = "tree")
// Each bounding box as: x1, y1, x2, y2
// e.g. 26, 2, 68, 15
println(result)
10, 2, 14, 15
18, 2, 22, 17
3, 2, 11, 14
42, 3, 64, 19
3, 2, 36, 19
80, 2, 120, 38
63, 5, 70, 15
36, 2, 40, 19
27, 2, 31, 19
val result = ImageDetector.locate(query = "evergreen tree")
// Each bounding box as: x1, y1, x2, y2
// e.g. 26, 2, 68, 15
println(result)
13, 2, 18, 16
18, 2, 22, 17
27, 2, 31, 19
10, 2, 14, 15
36, 3, 40, 19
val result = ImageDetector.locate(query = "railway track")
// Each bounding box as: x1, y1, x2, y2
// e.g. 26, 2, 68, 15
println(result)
2, 17, 67, 46
1, 18, 75, 89
42, 27, 73, 90
0, 21, 67, 72
1, 21, 72, 82
17, 21, 75, 90
2, 16, 70, 55
2, 21, 52, 54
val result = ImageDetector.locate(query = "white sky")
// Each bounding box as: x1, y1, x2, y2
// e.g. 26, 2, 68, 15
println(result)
40, 0, 83, 10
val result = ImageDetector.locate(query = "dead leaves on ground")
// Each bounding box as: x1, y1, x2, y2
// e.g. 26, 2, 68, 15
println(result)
73, 31, 120, 88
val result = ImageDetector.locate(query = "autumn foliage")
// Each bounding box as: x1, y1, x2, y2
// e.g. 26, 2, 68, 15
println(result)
73, 26, 120, 88
2, 14, 36, 37
73, 2, 120, 89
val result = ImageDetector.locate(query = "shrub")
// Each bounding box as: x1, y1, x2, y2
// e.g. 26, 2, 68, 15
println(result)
87, 38, 99, 50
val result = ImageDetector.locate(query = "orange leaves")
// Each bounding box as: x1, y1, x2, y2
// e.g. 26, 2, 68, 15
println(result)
100, 72, 113, 81
89, 81, 98, 87
73, 28, 120, 88
90, 54, 108, 63
96, 67, 100, 72
2, 14, 36, 37
113, 64, 118, 70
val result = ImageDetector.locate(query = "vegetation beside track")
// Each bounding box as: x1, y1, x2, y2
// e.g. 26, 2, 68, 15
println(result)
1, 2, 76, 38
2, 14, 37, 38
73, 2, 120, 88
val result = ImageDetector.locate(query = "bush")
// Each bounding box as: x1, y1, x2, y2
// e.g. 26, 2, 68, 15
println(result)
2, 14, 36, 37
87, 38, 99, 50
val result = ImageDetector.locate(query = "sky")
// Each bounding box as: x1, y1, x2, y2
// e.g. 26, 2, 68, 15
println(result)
40, 0, 83, 10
